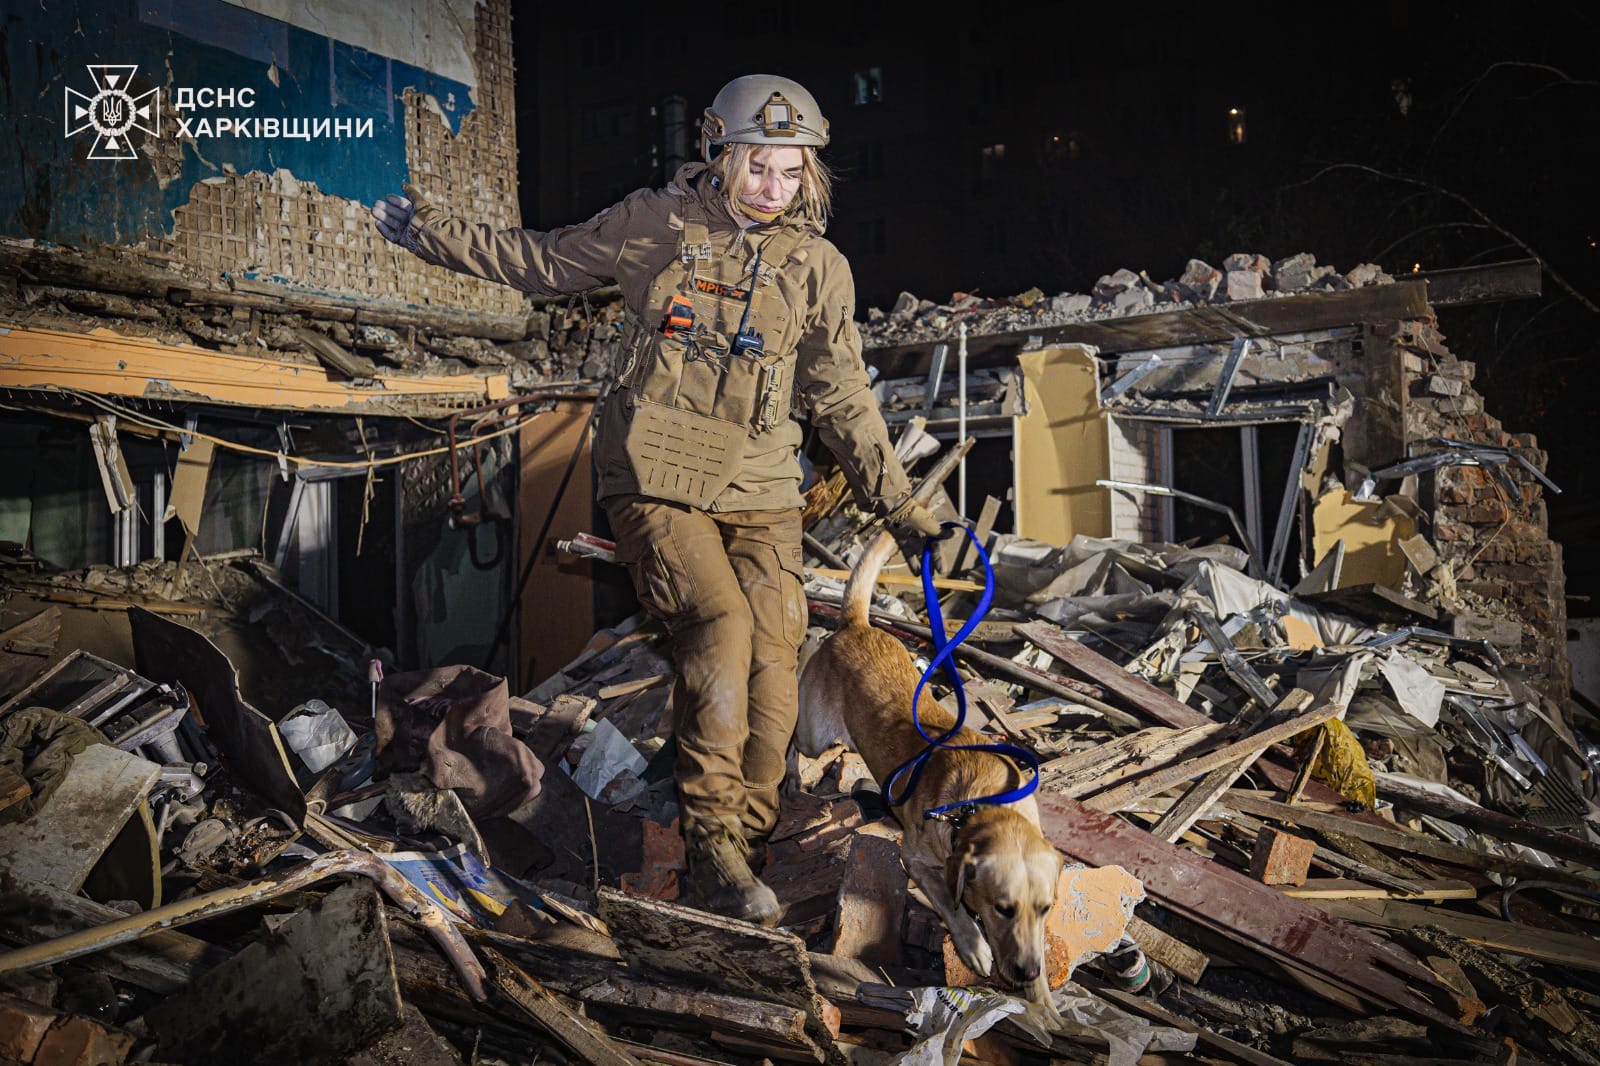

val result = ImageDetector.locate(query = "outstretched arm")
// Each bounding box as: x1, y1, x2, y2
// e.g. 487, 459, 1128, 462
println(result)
372, 182, 644, 296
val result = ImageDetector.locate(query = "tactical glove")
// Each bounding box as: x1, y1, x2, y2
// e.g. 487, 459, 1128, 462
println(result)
884, 498, 943, 540
371, 183, 434, 254
884, 498, 945, 574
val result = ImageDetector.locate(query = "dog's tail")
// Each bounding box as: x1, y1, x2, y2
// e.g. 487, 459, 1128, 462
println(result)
841, 530, 900, 629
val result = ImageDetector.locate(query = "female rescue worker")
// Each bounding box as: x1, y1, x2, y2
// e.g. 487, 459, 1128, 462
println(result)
372, 74, 939, 926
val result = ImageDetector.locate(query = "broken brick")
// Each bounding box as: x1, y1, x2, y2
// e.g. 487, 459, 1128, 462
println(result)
0, 995, 54, 1063
1249, 827, 1317, 887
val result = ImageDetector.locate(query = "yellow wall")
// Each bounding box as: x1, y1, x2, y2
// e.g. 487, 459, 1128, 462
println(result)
1015, 346, 1110, 544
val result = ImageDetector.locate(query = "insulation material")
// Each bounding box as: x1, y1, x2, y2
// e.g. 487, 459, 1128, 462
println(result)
1293, 718, 1377, 809
1310, 488, 1416, 591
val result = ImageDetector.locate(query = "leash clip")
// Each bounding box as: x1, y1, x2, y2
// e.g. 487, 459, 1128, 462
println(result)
924, 802, 981, 828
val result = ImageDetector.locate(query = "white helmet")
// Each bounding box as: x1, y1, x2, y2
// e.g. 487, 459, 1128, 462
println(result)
701, 74, 829, 161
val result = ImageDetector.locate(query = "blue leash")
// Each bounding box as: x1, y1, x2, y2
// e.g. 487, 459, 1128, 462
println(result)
881, 522, 1040, 822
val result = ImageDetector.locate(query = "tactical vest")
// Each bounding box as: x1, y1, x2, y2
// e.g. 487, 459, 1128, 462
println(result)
615, 197, 808, 509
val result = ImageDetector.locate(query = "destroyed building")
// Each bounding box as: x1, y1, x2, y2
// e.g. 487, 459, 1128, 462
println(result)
2, 2, 1600, 1065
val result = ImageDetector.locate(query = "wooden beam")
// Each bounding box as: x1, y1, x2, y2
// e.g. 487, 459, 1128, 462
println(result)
1034, 791, 1464, 1029
1223, 791, 1596, 885
864, 281, 1432, 378
1416, 260, 1542, 307
1281, 878, 1477, 901
1374, 770, 1600, 871
1316, 898, 1600, 972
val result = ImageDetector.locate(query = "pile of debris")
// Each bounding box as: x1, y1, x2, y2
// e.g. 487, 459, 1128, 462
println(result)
3, 402, 1595, 1065
859, 253, 1395, 348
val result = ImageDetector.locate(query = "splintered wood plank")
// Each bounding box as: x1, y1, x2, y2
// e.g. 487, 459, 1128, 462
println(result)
0, 874, 224, 993
1082, 701, 1339, 813
1041, 722, 1225, 798
1020, 623, 1397, 815
1281, 878, 1477, 901
597, 887, 841, 1066
1152, 691, 1315, 843
0, 744, 160, 895
484, 947, 642, 1066
144, 881, 404, 1065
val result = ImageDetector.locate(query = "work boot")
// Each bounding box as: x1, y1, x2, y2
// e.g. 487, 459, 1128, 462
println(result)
682, 828, 781, 927
743, 829, 771, 875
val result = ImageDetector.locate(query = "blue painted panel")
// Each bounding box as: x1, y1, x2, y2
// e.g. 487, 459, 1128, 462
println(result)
0, 0, 478, 254
141, 0, 289, 68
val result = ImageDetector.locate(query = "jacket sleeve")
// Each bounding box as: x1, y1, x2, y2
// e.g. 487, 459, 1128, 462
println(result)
794, 250, 914, 516
403, 189, 657, 296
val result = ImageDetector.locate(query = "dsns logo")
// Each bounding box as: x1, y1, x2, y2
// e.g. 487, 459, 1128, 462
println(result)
64, 65, 159, 160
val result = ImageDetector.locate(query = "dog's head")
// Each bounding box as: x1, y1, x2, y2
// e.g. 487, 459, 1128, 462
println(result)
946, 810, 1063, 996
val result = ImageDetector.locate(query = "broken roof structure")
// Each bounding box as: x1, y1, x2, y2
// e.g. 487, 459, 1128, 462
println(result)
4, 1, 1599, 1063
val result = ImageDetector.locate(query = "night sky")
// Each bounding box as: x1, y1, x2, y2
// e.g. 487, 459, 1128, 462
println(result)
514, 1, 1599, 607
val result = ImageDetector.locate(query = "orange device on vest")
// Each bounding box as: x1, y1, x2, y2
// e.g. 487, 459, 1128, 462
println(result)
660, 295, 695, 336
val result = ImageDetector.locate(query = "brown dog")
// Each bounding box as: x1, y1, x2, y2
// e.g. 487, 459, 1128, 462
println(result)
797, 532, 1062, 1003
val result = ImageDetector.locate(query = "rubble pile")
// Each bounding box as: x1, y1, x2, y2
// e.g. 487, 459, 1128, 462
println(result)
858, 253, 1395, 349
0, 238, 629, 392
1, 240, 1400, 400
2, 404, 1596, 1065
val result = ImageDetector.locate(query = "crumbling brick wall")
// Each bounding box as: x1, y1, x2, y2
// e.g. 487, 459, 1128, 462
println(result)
151, 0, 522, 317
1395, 317, 1570, 706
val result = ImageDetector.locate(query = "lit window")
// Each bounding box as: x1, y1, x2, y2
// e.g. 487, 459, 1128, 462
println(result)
980, 143, 1005, 182
1226, 107, 1246, 145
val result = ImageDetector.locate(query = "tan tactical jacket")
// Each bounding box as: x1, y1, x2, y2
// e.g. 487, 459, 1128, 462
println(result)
404, 163, 912, 515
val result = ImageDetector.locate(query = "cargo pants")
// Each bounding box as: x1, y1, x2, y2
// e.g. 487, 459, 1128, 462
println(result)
603, 495, 807, 844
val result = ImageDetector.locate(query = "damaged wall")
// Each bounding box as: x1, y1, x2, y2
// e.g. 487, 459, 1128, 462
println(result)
1395, 317, 1571, 705
1, 0, 520, 314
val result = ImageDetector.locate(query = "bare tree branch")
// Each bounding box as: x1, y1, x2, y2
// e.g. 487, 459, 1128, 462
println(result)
1428, 61, 1598, 159
1294, 163, 1599, 315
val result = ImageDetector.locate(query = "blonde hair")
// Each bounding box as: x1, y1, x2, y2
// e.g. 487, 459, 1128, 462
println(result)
710, 142, 834, 223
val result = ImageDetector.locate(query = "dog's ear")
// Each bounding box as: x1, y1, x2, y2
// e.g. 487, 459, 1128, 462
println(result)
947, 841, 980, 909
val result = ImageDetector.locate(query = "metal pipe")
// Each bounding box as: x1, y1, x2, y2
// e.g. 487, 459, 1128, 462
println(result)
1097, 478, 1264, 579
957, 322, 969, 518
